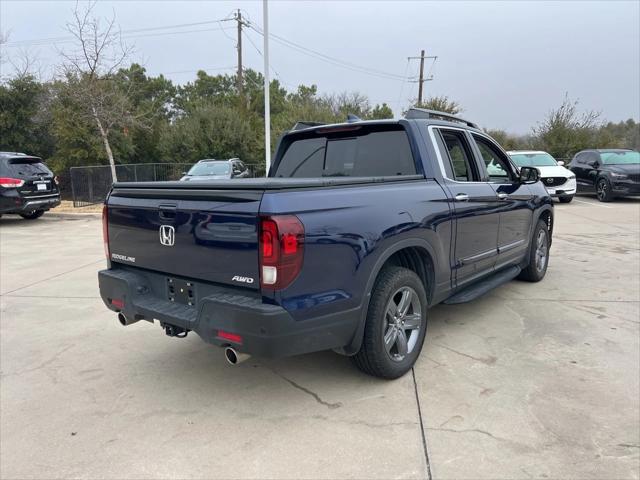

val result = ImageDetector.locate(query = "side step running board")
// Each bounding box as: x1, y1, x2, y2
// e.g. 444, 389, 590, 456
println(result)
443, 266, 521, 305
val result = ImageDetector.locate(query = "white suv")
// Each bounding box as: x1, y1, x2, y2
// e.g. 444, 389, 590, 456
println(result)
508, 150, 577, 203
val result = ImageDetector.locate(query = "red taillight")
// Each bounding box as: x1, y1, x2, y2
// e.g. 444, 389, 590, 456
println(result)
0, 177, 25, 188
110, 298, 124, 309
102, 204, 110, 260
259, 215, 304, 290
218, 330, 243, 344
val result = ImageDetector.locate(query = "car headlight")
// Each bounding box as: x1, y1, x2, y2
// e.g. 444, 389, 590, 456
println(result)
611, 172, 628, 179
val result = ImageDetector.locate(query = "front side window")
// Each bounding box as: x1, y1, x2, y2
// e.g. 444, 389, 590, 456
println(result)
472, 135, 514, 182
437, 129, 478, 182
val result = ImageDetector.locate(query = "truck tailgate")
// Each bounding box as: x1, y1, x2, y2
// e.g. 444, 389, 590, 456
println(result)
107, 185, 263, 289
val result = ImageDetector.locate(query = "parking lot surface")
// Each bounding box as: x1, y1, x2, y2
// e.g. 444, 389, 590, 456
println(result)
1, 196, 639, 479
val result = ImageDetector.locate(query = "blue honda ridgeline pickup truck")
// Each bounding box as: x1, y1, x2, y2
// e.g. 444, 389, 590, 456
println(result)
99, 109, 553, 379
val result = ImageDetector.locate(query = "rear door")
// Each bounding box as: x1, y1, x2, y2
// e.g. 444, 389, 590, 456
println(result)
431, 127, 500, 287
470, 134, 533, 269
107, 186, 263, 289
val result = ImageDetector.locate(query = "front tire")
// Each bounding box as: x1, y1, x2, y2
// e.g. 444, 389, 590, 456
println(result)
352, 267, 427, 379
596, 178, 614, 202
558, 195, 573, 203
518, 219, 550, 282
19, 210, 45, 220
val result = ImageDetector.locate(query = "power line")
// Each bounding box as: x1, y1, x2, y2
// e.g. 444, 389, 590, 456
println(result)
160, 66, 236, 76
4, 19, 233, 48
248, 24, 414, 82
243, 27, 282, 80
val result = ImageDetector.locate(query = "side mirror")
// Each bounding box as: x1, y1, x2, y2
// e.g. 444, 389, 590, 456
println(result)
557, 161, 565, 166
233, 169, 241, 176
182, 171, 187, 175
586, 160, 598, 168
519, 166, 540, 184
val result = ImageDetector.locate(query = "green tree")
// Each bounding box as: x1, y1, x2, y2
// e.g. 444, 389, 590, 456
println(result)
531, 94, 602, 159
413, 95, 462, 115
367, 103, 394, 120
0, 75, 54, 157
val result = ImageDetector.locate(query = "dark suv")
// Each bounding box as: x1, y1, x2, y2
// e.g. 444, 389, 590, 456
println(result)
0, 152, 61, 219
569, 149, 640, 202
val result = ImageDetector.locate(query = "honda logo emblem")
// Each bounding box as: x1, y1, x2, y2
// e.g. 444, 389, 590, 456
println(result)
159, 225, 175, 246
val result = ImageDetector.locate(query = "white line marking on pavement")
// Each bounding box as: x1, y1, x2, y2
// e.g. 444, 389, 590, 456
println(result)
573, 199, 614, 208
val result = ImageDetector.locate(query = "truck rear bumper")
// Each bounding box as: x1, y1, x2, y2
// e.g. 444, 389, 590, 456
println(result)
98, 267, 358, 358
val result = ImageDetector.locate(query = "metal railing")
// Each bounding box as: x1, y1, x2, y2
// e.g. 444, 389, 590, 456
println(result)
70, 162, 260, 207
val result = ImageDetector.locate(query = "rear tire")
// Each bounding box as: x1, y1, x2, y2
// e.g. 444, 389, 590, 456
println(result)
352, 267, 427, 379
518, 219, 550, 282
19, 210, 45, 220
558, 195, 573, 203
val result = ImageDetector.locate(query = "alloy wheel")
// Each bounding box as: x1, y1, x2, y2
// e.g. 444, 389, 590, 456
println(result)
383, 286, 422, 362
535, 229, 548, 273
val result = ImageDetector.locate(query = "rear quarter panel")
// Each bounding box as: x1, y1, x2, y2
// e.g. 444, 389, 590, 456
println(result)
260, 179, 453, 322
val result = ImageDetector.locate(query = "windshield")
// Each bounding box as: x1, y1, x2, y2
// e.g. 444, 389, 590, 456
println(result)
600, 151, 640, 165
509, 153, 558, 167
187, 162, 230, 176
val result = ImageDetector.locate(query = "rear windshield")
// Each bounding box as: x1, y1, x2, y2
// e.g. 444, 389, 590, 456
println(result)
274, 125, 417, 178
1, 158, 51, 176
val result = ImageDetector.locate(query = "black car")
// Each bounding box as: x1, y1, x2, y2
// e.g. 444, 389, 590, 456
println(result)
569, 149, 640, 202
0, 152, 61, 219
180, 158, 250, 181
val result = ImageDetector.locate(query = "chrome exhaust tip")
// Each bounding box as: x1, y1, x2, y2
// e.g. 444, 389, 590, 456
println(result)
117, 312, 140, 326
224, 347, 251, 365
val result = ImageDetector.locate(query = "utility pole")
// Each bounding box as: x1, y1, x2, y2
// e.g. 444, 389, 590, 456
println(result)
263, 0, 271, 175
408, 50, 438, 106
236, 9, 243, 98
418, 49, 425, 104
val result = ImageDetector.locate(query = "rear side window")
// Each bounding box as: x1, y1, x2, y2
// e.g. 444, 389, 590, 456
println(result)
274, 127, 417, 178
5, 158, 51, 177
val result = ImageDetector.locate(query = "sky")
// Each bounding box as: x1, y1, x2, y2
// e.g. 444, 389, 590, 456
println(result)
1, 0, 639, 134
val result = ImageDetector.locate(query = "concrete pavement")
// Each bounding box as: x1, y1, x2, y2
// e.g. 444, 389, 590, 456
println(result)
1, 197, 638, 479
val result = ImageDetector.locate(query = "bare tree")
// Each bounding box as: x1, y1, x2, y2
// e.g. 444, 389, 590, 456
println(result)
9, 48, 43, 80
58, 1, 135, 181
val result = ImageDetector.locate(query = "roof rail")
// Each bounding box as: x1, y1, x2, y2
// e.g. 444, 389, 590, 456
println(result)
404, 108, 478, 129
291, 121, 327, 131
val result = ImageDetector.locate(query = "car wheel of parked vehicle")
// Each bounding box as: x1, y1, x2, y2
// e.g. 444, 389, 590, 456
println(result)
596, 178, 614, 202
19, 210, 45, 220
352, 266, 427, 379
518, 220, 550, 282
558, 195, 573, 203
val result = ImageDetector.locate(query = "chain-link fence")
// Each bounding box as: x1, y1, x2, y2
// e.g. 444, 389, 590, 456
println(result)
70, 162, 260, 207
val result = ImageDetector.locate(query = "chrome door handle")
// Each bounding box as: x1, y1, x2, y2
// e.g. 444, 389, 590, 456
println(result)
497, 193, 509, 200
454, 194, 469, 202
